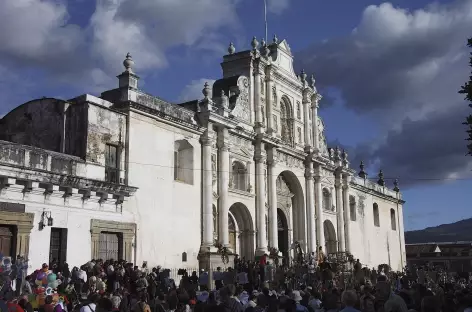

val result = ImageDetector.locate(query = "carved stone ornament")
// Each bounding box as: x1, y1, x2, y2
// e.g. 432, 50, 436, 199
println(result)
231, 76, 250, 123
276, 151, 304, 169
228, 135, 254, 153
317, 116, 328, 156
272, 86, 277, 107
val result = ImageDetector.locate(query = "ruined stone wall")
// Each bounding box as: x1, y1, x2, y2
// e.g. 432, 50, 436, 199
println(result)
65, 104, 88, 158
0, 98, 66, 152
85, 104, 126, 181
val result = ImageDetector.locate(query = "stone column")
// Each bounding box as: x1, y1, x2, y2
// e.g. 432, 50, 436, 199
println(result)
305, 160, 316, 253
255, 152, 267, 255
217, 127, 230, 247
201, 130, 214, 249
311, 94, 322, 152
342, 175, 351, 253
267, 158, 278, 249
123, 233, 134, 262
266, 73, 274, 134
314, 168, 325, 251
335, 174, 345, 251
16, 224, 33, 258
303, 94, 311, 147
91, 230, 100, 259
253, 62, 263, 127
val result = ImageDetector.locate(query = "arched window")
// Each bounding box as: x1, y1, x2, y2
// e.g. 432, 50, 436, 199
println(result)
232, 161, 247, 191
181, 252, 187, 262
349, 195, 356, 221
280, 97, 294, 146
322, 188, 331, 211
373, 203, 380, 227
390, 208, 396, 231
174, 140, 194, 184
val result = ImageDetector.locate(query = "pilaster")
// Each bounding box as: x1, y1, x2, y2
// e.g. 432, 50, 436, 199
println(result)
335, 172, 345, 251
314, 166, 325, 251
266, 147, 278, 249
265, 70, 274, 135
305, 158, 316, 253
254, 135, 267, 255
217, 127, 230, 248
200, 125, 216, 250
302, 89, 312, 148
311, 94, 322, 154
342, 174, 351, 253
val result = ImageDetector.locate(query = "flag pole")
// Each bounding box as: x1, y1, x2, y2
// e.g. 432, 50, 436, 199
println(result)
264, 0, 268, 43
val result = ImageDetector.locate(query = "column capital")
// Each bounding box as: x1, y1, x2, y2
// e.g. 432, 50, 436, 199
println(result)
254, 155, 266, 164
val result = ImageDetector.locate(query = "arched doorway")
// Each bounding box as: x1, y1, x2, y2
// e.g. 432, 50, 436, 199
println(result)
229, 203, 255, 260
277, 209, 289, 258
324, 220, 337, 254
276, 171, 305, 252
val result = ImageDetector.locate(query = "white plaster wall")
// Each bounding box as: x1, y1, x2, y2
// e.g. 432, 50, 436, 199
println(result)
0, 189, 134, 273
125, 111, 201, 269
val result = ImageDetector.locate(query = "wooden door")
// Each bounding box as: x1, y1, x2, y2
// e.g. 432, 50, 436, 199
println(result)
99, 232, 120, 261
0, 226, 13, 257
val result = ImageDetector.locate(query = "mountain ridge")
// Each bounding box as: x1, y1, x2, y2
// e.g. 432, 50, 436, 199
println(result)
405, 217, 472, 244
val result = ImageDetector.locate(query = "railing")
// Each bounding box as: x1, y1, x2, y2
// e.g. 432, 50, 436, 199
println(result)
167, 267, 199, 286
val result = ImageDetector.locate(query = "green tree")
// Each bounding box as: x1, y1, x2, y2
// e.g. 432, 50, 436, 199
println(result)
461, 38, 472, 155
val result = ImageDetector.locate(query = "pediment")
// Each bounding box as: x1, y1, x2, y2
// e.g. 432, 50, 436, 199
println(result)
278, 39, 292, 55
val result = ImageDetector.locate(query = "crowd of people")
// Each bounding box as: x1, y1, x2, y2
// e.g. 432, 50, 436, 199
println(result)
1, 251, 472, 312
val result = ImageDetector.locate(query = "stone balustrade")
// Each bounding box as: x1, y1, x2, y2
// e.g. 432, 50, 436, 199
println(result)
351, 175, 400, 200
0, 140, 137, 207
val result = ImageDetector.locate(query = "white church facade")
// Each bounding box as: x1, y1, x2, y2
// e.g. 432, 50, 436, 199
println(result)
0, 37, 406, 272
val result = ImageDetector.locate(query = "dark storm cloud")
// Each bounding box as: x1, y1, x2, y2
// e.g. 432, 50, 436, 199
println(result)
295, 0, 472, 187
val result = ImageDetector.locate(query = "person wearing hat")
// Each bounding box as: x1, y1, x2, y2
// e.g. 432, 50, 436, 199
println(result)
291, 291, 308, 312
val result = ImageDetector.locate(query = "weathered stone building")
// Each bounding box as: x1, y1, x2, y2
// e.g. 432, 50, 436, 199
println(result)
0, 37, 405, 271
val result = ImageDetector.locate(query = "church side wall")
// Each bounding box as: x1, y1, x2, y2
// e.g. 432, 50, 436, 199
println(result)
349, 191, 403, 271
125, 111, 201, 269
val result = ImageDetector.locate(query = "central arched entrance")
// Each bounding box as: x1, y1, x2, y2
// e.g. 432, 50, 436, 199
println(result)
277, 209, 289, 259
324, 220, 337, 254
276, 170, 306, 255
229, 202, 255, 260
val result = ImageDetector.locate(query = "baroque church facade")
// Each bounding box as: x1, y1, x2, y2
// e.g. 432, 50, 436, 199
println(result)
0, 37, 405, 272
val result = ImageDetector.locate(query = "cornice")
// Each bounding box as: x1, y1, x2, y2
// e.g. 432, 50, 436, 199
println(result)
350, 182, 404, 205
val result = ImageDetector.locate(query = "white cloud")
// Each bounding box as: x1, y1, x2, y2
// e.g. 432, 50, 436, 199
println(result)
267, 0, 290, 14
90, 0, 240, 73
0, 0, 83, 63
297, 0, 472, 186
178, 79, 215, 102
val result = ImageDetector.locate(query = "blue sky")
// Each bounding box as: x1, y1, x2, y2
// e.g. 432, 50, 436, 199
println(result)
1, 0, 471, 231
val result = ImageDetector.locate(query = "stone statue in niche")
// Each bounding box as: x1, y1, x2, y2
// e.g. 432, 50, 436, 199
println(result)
296, 102, 301, 119
211, 154, 217, 185
231, 76, 250, 123
272, 86, 277, 107
297, 128, 302, 143
261, 78, 265, 95
273, 115, 278, 132
261, 106, 265, 124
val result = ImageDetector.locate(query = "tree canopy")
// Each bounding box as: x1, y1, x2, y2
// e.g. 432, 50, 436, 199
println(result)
461, 38, 472, 155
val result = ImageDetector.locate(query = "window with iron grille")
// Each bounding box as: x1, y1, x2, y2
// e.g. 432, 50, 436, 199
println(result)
105, 144, 119, 183
49, 228, 67, 265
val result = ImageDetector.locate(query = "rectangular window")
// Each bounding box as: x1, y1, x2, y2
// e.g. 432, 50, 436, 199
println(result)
49, 228, 67, 265
105, 144, 119, 183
